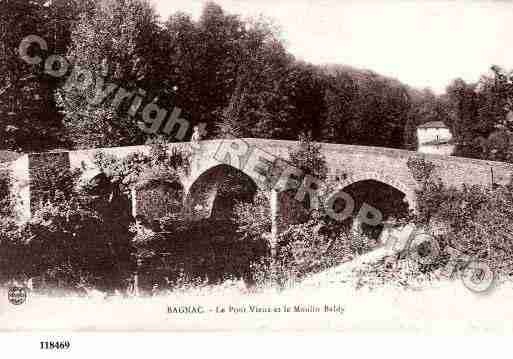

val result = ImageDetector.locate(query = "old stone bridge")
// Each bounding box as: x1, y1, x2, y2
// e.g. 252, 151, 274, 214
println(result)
7, 138, 513, 235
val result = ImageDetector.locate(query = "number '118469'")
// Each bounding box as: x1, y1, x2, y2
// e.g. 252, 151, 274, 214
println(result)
40, 341, 70, 350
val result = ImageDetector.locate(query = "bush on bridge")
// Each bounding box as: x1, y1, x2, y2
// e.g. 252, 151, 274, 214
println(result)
289, 133, 329, 181
406, 155, 436, 186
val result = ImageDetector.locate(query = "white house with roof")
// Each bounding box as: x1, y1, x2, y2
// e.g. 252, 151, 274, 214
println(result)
416, 121, 454, 156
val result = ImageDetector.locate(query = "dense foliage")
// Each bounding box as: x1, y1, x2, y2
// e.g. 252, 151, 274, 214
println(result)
403, 67, 513, 163
0, 140, 196, 293
408, 156, 513, 274
4, 0, 503, 155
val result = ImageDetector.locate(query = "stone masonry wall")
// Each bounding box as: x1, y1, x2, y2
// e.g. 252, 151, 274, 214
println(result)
23, 139, 513, 221
28, 151, 70, 214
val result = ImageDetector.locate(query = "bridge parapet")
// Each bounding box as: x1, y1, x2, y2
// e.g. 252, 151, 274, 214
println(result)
8, 138, 513, 223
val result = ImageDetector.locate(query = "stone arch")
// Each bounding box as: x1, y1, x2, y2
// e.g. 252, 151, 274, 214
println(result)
171, 164, 271, 287
336, 172, 417, 213
331, 175, 416, 240
86, 172, 113, 197
184, 164, 260, 221
83, 172, 133, 223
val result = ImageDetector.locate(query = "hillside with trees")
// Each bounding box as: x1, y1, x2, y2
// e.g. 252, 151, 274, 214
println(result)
1, 0, 512, 165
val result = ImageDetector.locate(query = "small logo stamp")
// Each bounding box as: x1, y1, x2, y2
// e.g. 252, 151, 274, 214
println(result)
8, 286, 27, 305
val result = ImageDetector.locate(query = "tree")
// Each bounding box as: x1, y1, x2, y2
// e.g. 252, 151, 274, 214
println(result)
446, 67, 513, 162
322, 71, 357, 144
58, 0, 163, 148
320, 65, 412, 149
182, 4, 294, 139
0, 0, 71, 151
270, 62, 328, 140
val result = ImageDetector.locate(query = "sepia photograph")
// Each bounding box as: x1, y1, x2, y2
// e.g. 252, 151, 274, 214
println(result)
1, 0, 513, 338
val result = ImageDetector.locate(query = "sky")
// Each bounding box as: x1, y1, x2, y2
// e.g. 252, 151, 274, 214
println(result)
152, 0, 513, 94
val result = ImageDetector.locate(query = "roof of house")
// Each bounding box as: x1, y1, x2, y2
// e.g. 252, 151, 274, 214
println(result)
417, 121, 448, 129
